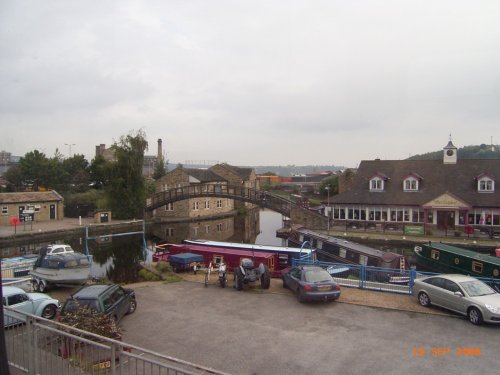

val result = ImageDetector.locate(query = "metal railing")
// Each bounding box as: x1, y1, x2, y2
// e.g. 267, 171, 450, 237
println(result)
292, 258, 500, 295
4, 308, 231, 375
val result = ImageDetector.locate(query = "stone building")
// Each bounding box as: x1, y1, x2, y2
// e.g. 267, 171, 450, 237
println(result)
0, 191, 64, 226
328, 140, 500, 235
151, 163, 260, 241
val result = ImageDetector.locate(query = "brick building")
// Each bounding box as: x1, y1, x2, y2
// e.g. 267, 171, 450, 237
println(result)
328, 141, 500, 234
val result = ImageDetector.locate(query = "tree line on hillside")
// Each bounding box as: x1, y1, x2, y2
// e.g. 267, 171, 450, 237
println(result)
1, 130, 163, 219
408, 144, 500, 160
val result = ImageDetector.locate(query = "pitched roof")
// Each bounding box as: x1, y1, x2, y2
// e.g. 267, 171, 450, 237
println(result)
330, 159, 500, 207
0, 190, 64, 204
183, 168, 226, 183
212, 163, 254, 180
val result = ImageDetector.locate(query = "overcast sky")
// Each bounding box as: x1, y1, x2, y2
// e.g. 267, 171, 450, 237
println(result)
1, 1, 499, 168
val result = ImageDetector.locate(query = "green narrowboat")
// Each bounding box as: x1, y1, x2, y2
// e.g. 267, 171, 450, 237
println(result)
414, 242, 500, 279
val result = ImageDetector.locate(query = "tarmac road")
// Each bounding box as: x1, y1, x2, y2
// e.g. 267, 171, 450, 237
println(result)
121, 281, 500, 375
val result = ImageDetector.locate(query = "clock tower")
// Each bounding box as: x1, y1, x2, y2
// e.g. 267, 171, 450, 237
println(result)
443, 137, 457, 164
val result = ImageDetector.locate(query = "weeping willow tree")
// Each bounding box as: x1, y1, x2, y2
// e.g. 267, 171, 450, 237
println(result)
107, 130, 148, 219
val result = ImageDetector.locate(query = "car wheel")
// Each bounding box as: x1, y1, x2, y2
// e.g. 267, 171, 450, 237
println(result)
235, 268, 244, 291
127, 299, 137, 315
467, 307, 483, 325
38, 281, 47, 293
41, 304, 57, 320
418, 292, 431, 307
297, 289, 306, 303
260, 266, 271, 289
282, 277, 288, 289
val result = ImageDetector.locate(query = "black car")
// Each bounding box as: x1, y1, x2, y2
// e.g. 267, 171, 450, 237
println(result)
60, 284, 136, 323
282, 266, 341, 303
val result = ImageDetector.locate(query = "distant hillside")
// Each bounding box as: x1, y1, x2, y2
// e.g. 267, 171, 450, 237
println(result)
248, 165, 344, 175
408, 144, 500, 160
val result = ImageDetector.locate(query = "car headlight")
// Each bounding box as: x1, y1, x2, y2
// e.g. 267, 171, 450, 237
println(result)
485, 304, 500, 314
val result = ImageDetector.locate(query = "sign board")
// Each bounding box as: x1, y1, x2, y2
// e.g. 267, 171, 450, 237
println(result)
404, 226, 424, 236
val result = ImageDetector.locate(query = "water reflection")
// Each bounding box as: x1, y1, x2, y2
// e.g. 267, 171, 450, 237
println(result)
0, 208, 278, 283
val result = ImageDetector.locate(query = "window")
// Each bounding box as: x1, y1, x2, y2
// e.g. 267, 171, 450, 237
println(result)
404, 178, 418, 191
339, 248, 346, 258
165, 203, 173, 211
165, 228, 174, 237
193, 201, 199, 210
1, 206, 7, 215
370, 178, 383, 191
205, 200, 210, 209
472, 261, 483, 274
7, 293, 30, 306
205, 225, 210, 234
193, 227, 198, 237
216, 223, 224, 232
213, 255, 223, 265
217, 200, 223, 208
478, 177, 494, 192
431, 249, 440, 260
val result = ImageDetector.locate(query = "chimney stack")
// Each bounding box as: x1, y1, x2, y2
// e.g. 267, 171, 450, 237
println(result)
157, 139, 163, 161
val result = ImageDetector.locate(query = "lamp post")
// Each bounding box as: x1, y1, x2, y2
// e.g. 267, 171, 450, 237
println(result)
325, 185, 331, 235
64, 143, 76, 158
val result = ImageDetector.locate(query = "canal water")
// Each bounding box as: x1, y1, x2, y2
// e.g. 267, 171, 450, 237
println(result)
2, 209, 416, 283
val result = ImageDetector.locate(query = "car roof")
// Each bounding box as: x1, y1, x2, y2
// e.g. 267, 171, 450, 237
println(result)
423, 274, 479, 283
72, 284, 116, 298
300, 266, 327, 272
2, 286, 26, 296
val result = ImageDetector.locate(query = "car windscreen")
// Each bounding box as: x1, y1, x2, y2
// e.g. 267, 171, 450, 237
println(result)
304, 269, 333, 283
459, 280, 496, 297
63, 298, 99, 312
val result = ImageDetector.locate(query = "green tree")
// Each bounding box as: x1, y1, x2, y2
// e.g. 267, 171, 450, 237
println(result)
320, 176, 339, 196
89, 155, 111, 189
106, 130, 148, 219
153, 155, 167, 180
19, 150, 50, 190
2, 165, 23, 191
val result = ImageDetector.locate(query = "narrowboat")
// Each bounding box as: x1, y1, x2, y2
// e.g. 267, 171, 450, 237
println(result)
1, 255, 38, 278
30, 244, 91, 291
154, 243, 278, 276
287, 225, 409, 270
182, 239, 315, 271
414, 242, 500, 279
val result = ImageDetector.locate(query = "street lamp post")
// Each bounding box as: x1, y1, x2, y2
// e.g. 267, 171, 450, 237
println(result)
64, 143, 76, 158
325, 186, 331, 235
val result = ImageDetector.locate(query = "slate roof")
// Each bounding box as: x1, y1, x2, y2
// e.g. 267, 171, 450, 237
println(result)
213, 163, 254, 180
330, 159, 500, 208
183, 168, 227, 183
0, 190, 63, 204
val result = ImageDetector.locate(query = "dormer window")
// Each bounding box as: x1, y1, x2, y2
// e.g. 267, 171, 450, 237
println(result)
403, 173, 422, 192
477, 176, 494, 192
404, 178, 418, 191
370, 177, 384, 191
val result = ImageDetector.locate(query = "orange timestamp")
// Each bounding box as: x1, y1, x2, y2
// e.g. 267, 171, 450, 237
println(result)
412, 347, 481, 357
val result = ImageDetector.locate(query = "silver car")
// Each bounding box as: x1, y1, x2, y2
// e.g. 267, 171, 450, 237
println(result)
414, 274, 500, 325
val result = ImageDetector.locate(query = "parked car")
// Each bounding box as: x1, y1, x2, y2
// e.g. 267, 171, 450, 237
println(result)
2, 286, 60, 326
414, 274, 500, 325
59, 284, 136, 323
282, 266, 341, 303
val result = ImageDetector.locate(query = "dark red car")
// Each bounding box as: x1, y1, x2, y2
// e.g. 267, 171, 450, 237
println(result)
282, 265, 341, 303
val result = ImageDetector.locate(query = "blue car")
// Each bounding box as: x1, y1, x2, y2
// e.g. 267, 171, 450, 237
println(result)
3, 286, 60, 326
282, 266, 341, 303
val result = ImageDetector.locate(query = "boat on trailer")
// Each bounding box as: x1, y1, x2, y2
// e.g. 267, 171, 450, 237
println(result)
154, 243, 278, 276
182, 239, 315, 272
30, 244, 91, 292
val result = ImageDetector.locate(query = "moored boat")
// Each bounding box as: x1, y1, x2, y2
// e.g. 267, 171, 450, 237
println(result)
414, 242, 500, 279
287, 225, 410, 270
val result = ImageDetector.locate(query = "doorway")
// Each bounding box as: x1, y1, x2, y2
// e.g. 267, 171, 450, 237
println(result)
437, 211, 455, 230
